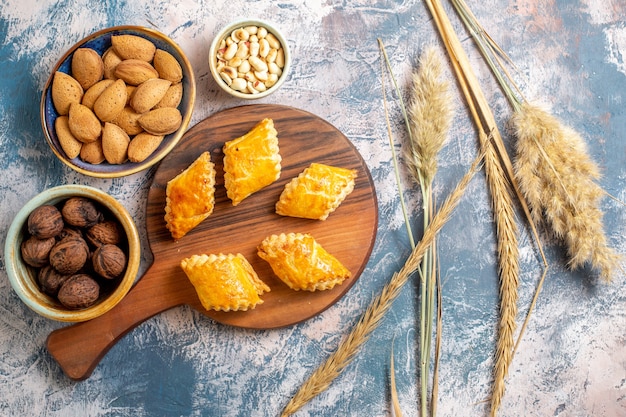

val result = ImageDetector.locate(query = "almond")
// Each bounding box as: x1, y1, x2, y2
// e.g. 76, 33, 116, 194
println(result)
68, 102, 101, 143
55, 116, 82, 159
102, 47, 122, 80
153, 49, 183, 83
102, 122, 130, 164
82, 79, 114, 109
125, 85, 136, 105
51, 71, 84, 115
111, 34, 156, 62
127, 132, 164, 163
154, 83, 183, 109
114, 59, 159, 86
112, 106, 144, 136
80, 138, 105, 164
71, 48, 104, 90
130, 78, 172, 113
93, 79, 127, 122
138, 107, 182, 135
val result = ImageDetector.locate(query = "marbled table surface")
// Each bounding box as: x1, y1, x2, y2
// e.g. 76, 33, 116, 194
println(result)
1, 1, 624, 416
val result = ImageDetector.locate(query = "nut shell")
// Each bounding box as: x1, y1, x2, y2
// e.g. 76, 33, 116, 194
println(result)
138, 107, 182, 135
153, 49, 183, 83
80, 138, 105, 164
93, 78, 127, 122
114, 59, 159, 86
55, 116, 83, 159
71, 47, 104, 90
86, 220, 122, 247
21, 236, 56, 268
82, 79, 114, 110
57, 274, 100, 309
38, 265, 71, 296
130, 77, 172, 114
68, 102, 102, 143
51, 71, 84, 115
27, 205, 64, 239
49, 237, 89, 275
111, 34, 156, 62
62, 197, 102, 228
127, 132, 164, 163
92, 244, 127, 279
102, 122, 130, 164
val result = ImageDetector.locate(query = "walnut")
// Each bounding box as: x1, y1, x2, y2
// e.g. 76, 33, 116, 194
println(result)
57, 227, 84, 241
49, 237, 89, 275
92, 244, 126, 279
27, 205, 64, 239
61, 197, 102, 228
57, 274, 100, 309
86, 220, 122, 247
21, 236, 56, 268
38, 265, 71, 296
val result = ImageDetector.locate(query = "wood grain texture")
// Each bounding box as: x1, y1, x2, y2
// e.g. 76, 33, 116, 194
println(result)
46, 104, 378, 380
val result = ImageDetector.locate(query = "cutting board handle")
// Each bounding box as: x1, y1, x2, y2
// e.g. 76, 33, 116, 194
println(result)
46, 263, 183, 381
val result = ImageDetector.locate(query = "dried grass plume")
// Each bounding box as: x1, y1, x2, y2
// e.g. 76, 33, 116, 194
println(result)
406, 46, 454, 186
512, 102, 621, 281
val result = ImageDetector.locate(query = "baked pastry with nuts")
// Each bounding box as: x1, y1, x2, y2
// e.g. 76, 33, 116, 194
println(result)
223, 118, 281, 206
257, 232, 351, 292
164, 151, 216, 240
275, 163, 357, 220
180, 253, 270, 312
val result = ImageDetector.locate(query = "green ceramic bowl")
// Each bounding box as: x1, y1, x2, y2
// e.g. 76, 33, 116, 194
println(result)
5, 185, 140, 322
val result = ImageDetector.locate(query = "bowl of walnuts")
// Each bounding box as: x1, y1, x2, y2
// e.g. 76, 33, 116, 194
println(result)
41, 25, 196, 178
5, 185, 141, 322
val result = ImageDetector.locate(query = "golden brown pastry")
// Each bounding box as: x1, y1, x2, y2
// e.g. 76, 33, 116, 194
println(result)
223, 118, 281, 206
275, 162, 357, 220
164, 151, 216, 240
257, 232, 351, 291
180, 253, 270, 312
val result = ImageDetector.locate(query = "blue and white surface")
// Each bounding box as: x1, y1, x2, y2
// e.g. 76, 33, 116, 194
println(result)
1, 0, 624, 416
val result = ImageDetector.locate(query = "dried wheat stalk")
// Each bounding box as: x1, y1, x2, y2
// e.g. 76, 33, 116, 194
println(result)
423, 1, 522, 415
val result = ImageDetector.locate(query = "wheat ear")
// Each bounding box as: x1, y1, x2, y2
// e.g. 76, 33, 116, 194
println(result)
280, 150, 485, 417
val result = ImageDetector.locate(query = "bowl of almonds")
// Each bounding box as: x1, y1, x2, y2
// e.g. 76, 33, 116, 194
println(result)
41, 26, 196, 178
209, 19, 291, 99
5, 185, 141, 322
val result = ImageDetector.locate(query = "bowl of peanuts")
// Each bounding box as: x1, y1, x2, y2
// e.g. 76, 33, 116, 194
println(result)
41, 26, 196, 178
209, 19, 291, 99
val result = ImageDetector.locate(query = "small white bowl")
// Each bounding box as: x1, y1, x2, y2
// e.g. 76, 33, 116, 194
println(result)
208, 19, 291, 99
5, 185, 140, 322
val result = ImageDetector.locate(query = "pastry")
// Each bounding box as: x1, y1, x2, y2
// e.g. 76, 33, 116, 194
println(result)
275, 162, 357, 220
257, 232, 351, 291
180, 253, 270, 312
223, 118, 281, 206
164, 151, 216, 239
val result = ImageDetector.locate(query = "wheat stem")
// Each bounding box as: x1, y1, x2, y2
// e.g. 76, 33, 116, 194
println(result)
280, 150, 485, 417
379, 39, 417, 249
422, 1, 526, 415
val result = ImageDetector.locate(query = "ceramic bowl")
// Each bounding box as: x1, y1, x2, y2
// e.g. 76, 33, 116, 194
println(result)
41, 25, 196, 178
5, 185, 140, 322
208, 19, 291, 99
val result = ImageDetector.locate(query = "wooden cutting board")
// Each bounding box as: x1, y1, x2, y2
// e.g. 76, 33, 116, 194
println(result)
46, 104, 378, 380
